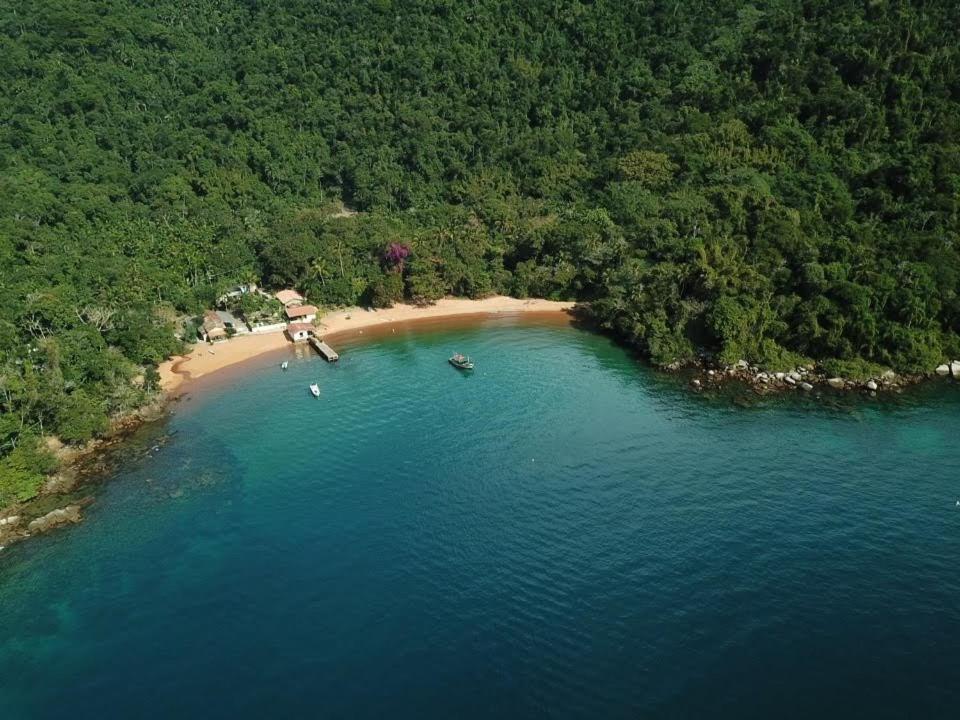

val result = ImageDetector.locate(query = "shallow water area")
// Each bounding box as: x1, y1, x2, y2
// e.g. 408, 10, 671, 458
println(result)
1, 318, 959, 719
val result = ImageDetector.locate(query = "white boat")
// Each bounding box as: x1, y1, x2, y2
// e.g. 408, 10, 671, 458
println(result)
281, 361, 289, 370
309, 383, 320, 397
448, 352, 474, 370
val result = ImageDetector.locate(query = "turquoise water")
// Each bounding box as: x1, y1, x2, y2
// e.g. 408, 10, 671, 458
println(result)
2, 318, 959, 718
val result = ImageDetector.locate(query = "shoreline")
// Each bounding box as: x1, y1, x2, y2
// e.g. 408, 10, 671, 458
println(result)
158, 296, 575, 396
2, 297, 575, 550
4, 298, 956, 552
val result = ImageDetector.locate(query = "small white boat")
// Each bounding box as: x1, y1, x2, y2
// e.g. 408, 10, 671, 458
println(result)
281, 361, 289, 370
309, 383, 320, 398
449, 352, 474, 370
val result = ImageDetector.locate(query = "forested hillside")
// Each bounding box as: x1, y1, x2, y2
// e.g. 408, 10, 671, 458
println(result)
2, 0, 959, 499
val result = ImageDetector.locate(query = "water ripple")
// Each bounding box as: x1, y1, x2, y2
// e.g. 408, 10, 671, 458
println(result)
2, 321, 960, 719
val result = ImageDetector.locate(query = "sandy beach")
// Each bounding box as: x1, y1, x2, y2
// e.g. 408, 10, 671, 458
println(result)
158, 296, 575, 394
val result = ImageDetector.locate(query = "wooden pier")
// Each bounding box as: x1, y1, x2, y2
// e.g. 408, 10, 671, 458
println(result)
309, 337, 339, 362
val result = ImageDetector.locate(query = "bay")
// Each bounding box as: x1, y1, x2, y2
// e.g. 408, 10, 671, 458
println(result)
1, 318, 959, 718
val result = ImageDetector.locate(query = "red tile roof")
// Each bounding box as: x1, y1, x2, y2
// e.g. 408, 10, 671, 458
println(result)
275, 289, 304, 305
286, 304, 318, 319
286, 322, 315, 335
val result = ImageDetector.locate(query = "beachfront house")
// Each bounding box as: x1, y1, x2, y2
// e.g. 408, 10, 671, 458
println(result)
200, 311, 228, 342
286, 323, 316, 343
285, 304, 318, 323
275, 289, 305, 308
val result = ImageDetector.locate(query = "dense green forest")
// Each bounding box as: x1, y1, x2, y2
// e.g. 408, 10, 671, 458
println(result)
2, 0, 959, 502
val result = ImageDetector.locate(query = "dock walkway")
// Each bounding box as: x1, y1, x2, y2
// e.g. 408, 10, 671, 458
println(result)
309, 337, 339, 362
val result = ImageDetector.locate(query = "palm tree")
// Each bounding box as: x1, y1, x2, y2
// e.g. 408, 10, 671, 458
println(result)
311, 258, 327, 287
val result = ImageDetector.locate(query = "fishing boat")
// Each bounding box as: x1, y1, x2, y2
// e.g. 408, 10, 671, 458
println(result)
281, 361, 289, 370
448, 353, 474, 370
309, 383, 320, 397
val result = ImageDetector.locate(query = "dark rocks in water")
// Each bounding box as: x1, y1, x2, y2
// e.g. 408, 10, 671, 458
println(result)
2, 502, 91, 548
0, 515, 23, 547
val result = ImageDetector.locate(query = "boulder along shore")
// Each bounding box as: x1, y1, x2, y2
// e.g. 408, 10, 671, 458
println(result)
680, 357, 960, 396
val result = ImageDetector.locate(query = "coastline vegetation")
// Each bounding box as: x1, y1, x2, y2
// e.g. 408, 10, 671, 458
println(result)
2, 0, 959, 501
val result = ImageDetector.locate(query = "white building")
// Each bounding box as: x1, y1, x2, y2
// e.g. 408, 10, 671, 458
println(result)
286, 323, 316, 342
286, 304, 318, 323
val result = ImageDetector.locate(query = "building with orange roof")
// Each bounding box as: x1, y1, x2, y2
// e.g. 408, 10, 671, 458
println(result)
285, 304, 318, 322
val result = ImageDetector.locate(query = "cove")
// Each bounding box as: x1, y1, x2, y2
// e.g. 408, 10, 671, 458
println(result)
1, 317, 959, 719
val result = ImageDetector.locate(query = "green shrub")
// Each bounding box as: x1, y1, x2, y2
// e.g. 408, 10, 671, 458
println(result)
56, 391, 109, 443
367, 272, 405, 308
648, 326, 696, 367
754, 340, 811, 372
821, 358, 890, 381
0, 438, 58, 507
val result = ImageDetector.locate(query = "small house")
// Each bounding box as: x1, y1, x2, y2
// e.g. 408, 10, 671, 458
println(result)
285, 304, 318, 323
217, 282, 258, 306
286, 323, 316, 343
200, 311, 228, 342
275, 289, 305, 308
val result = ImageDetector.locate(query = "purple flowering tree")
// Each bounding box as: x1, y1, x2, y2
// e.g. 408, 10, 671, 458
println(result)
383, 242, 410, 272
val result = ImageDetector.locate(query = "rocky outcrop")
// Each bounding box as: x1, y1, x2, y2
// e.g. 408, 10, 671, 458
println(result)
661, 352, 926, 398
0, 500, 92, 550
27, 506, 83, 534
934, 361, 960, 378
0, 514, 24, 549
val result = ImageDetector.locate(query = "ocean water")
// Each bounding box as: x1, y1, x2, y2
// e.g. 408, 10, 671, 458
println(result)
1, 317, 959, 719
